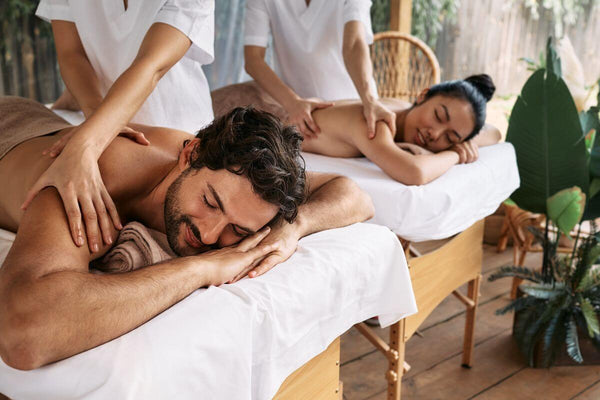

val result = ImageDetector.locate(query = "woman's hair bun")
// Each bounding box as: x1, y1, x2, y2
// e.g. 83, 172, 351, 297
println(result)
465, 74, 495, 102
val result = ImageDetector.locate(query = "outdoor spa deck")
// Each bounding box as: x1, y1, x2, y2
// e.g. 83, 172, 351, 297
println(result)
339, 240, 600, 400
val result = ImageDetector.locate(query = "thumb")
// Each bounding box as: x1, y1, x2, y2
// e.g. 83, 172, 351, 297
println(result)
21, 180, 48, 210
314, 101, 335, 110
366, 114, 376, 139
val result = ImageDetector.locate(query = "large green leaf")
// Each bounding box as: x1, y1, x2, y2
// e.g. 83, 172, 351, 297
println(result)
565, 316, 583, 363
581, 298, 600, 337
546, 187, 585, 237
506, 69, 589, 214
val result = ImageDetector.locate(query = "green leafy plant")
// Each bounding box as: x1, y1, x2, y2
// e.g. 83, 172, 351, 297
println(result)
491, 37, 600, 367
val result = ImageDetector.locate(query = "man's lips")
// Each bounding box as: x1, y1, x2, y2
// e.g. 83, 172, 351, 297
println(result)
185, 225, 203, 248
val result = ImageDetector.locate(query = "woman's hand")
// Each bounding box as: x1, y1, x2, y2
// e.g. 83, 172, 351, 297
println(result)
286, 97, 334, 139
396, 142, 434, 156
450, 140, 479, 164
363, 100, 396, 139
43, 126, 149, 158
21, 145, 122, 253
201, 227, 281, 286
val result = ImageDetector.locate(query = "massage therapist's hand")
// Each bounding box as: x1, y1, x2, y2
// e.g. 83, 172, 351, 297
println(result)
450, 140, 479, 164
43, 125, 149, 158
286, 97, 334, 139
201, 227, 281, 286
21, 141, 122, 253
231, 220, 300, 282
363, 99, 396, 139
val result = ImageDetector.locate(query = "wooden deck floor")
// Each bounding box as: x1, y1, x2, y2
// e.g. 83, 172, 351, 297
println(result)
339, 243, 600, 400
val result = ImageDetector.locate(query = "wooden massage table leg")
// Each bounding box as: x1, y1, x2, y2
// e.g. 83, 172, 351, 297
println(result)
461, 274, 481, 367
387, 319, 406, 400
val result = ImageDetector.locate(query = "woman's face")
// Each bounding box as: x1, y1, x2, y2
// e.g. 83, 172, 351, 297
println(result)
403, 94, 476, 152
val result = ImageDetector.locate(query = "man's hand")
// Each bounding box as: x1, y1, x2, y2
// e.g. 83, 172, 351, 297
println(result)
363, 100, 396, 139
231, 220, 300, 282
286, 97, 334, 139
202, 227, 281, 286
450, 140, 479, 164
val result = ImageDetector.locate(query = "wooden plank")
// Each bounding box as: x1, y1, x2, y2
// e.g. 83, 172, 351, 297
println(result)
274, 338, 341, 400
574, 381, 600, 399
473, 366, 600, 400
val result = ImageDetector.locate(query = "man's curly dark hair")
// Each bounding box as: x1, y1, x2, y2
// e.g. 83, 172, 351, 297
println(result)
190, 106, 306, 223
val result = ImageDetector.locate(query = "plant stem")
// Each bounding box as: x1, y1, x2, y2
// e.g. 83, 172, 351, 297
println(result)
571, 223, 582, 269
543, 218, 550, 283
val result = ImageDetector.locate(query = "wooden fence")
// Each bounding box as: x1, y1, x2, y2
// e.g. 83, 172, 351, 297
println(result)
435, 0, 600, 95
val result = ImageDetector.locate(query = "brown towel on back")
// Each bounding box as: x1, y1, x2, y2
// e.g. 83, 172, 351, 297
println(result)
96, 222, 175, 273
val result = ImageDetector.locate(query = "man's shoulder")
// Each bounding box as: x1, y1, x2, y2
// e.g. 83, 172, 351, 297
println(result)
98, 125, 192, 202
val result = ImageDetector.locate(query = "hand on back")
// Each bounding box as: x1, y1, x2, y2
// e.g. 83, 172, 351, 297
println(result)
362, 99, 396, 139
286, 97, 334, 139
21, 125, 150, 253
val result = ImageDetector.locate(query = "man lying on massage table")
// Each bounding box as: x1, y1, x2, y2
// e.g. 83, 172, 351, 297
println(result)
301, 74, 503, 185
0, 97, 373, 371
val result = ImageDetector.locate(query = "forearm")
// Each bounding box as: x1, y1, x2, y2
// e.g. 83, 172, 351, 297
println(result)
292, 176, 374, 238
412, 151, 460, 184
244, 50, 299, 110
57, 53, 103, 117
343, 35, 377, 104
8, 257, 209, 369
66, 58, 162, 157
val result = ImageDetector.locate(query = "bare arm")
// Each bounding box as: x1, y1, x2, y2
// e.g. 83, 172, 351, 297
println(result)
473, 123, 502, 147
244, 46, 334, 138
243, 172, 374, 279
0, 189, 276, 370
23, 22, 193, 254
342, 21, 396, 137
51, 20, 103, 117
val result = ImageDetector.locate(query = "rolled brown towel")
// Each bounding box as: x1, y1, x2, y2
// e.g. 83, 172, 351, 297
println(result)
95, 222, 175, 273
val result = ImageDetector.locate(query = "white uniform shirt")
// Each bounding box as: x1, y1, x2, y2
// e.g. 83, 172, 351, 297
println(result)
36, 0, 215, 132
244, 0, 376, 102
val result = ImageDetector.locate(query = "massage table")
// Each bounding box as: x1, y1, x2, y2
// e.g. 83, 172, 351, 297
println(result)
303, 143, 519, 398
0, 109, 417, 400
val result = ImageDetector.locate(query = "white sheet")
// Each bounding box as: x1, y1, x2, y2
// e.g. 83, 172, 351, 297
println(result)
303, 143, 520, 242
0, 223, 416, 400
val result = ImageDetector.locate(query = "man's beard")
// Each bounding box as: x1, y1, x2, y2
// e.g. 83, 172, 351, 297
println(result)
164, 168, 207, 256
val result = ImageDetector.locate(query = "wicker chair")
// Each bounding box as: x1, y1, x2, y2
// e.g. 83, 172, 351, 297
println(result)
371, 31, 441, 102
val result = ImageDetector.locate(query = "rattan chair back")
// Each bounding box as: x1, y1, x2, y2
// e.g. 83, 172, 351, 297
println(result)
371, 31, 441, 102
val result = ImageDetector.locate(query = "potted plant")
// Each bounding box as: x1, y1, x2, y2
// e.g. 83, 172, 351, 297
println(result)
489, 37, 600, 367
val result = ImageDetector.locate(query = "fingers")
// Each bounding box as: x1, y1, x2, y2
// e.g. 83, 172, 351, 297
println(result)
247, 254, 280, 278
21, 181, 44, 211
301, 120, 317, 139
101, 188, 123, 230
304, 114, 320, 135
236, 227, 271, 252
230, 241, 279, 283
59, 186, 86, 247
43, 136, 68, 158
80, 196, 102, 253
120, 127, 150, 146
92, 193, 114, 246
366, 114, 376, 139
313, 101, 335, 110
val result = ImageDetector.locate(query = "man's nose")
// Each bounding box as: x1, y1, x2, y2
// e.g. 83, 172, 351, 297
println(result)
199, 218, 227, 246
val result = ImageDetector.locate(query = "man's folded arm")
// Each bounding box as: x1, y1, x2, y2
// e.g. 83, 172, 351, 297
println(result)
0, 188, 213, 371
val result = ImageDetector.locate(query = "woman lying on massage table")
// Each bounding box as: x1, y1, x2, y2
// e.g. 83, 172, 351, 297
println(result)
301, 74, 501, 185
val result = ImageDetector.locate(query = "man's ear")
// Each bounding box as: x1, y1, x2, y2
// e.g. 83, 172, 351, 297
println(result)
416, 88, 429, 104
178, 138, 200, 171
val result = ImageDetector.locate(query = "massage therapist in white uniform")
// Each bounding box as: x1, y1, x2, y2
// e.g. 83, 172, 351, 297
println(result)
22, 0, 215, 253
244, 0, 396, 139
